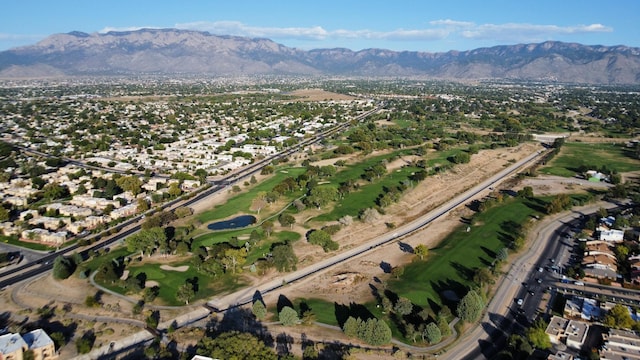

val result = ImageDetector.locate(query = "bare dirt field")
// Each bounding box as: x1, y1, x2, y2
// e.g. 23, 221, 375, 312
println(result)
287, 88, 357, 102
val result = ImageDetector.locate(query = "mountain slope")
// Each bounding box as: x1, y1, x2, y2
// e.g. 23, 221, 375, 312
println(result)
1, 28, 639, 84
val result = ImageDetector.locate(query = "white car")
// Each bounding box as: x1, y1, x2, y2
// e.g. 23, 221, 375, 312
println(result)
517, 298, 524, 306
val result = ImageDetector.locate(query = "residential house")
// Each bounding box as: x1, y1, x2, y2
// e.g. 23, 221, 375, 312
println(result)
545, 316, 589, 351
583, 241, 618, 279
598, 229, 625, 242
22, 329, 57, 360
181, 180, 200, 191
0, 332, 28, 360
601, 328, 640, 360
109, 204, 137, 220
565, 320, 589, 350
0, 329, 57, 360
21, 229, 67, 246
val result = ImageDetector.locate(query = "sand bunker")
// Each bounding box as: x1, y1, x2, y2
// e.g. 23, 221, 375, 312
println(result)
159, 265, 189, 272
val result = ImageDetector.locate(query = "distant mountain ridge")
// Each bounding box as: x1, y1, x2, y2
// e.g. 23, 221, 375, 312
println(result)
1, 28, 639, 84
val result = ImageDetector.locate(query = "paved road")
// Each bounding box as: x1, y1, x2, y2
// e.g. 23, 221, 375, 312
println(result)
442, 201, 619, 360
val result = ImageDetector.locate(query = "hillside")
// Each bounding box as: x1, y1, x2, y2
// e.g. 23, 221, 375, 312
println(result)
1, 28, 639, 84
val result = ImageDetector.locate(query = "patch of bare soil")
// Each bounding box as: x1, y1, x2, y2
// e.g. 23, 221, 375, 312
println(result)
515, 174, 611, 196
287, 88, 357, 102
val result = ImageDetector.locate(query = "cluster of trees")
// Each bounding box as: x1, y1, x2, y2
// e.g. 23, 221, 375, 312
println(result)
306, 229, 339, 252
342, 316, 392, 345
457, 290, 485, 323
196, 331, 278, 360
52, 253, 83, 279
603, 303, 640, 331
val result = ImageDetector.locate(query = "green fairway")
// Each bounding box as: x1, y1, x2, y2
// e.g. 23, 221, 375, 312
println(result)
196, 167, 306, 223
126, 261, 246, 305
313, 148, 458, 222
540, 142, 640, 177
388, 197, 541, 312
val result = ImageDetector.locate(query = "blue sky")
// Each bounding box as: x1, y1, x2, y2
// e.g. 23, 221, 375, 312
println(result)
1, 0, 637, 52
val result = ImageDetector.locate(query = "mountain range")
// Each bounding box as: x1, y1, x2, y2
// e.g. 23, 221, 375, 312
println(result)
1, 28, 639, 84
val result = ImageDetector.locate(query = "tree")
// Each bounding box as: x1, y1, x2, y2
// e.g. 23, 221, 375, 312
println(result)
221, 247, 247, 274
496, 247, 509, 262
0, 206, 9, 222
136, 198, 149, 212
278, 213, 296, 229
125, 227, 166, 257
423, 322, 442, 344
526, 320, 551, 350
279, 306, 299, 326
473, 268, 494, 288
166, 182, 182, 198
394, 297, 413, 316
343, 316, 360, 338
261, 220, 274, 237
360, 207, 380, 224
75, 331, 95, 354
306, 186, 337, 209
457, 290, 484, 323
391, 266, 404, 279
174, 206, 193, 218
42, 183, 69, 200
517, 186, 534, 198
252, 300, 267, 320
115, 175, 142, 195
177, 282, 195, 305
603, 304, 634, 329
414, 244, 429, 260
366, 318, 392, 345
307, 229, 338, 252
450, 151, 471, 164
197, 331, 277, 360
251, 192, 268, 214
271, 243, 298, 272
52, 255, 76, 280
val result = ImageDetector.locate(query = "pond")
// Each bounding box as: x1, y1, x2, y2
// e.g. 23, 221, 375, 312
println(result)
207, 215, 257, 231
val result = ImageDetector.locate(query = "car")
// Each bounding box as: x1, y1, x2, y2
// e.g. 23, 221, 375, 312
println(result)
574, 281, 584, 286
516, 298, 524, 306
538, 267, 544, 272
528, 290, 535, 296
537, 278, 543, 284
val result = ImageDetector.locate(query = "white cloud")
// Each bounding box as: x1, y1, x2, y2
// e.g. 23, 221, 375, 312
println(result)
460, 22, 613, 41
99, 26, 161, 33
175, 21, 328, 40
173, 19, 612, 44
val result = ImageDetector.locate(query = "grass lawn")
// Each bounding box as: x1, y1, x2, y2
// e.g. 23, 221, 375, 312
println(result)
1, 235, 56, 251
540, 142, 640, 177
283, 196, 545, 344
387, 197, 542, 313
313, 148, 460, 222
126, 261, 247, 305
196, 167, 306, 223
